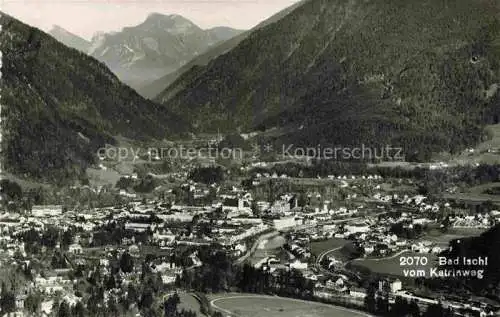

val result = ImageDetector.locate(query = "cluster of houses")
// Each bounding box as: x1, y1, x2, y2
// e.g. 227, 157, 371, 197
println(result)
2, 162, 500, 317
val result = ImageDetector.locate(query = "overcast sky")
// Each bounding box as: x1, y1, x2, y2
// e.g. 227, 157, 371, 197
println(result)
3, 0, 299, 40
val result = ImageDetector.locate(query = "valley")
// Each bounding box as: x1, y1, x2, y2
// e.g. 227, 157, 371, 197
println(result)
2, 1, 500, 317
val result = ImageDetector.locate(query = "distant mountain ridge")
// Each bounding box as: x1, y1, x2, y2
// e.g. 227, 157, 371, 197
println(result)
86, 13, 244, 90
156, 0, 500, 161
138, 0, 308, 98
1, 12, 188, 183
48, 24, 91, 53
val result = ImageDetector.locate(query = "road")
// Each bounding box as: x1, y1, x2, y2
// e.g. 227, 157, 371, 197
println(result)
314, 244, 362, 281
209, 293, 374, 317
315, 246, 343, 267
314, 246, 344, 276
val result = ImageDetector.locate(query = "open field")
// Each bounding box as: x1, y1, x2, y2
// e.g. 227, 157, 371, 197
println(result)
443, 182, 500, 205
421, 228, 486, 246
310, 238, 349, 256
210, 294, 372, 317
442, 192, 500, 204
86, 167, 122, 187
260, 177, 339, 186
178, 293, 206, 317
379, 182, 417, 193
2, 172, 52, 189
367, 161, 415, 169
450, 124, 500, 165
351, 251, 437, 277
467, 182, 500, 195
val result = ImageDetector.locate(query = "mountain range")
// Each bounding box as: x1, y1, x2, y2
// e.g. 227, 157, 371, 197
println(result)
155, 0, 500, 161
50, 13, 244, 91
1, 12, 188, 184
137, 0, 308, 98
5, 0, 500, 185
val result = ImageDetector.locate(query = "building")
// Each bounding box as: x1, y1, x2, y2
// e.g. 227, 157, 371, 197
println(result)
230, 217, 264, 225
349, 287, 367, 299
31, 205, 63, 217
270, 195, 297, 214
345, 223, 371, 234
124, 222, 152, 232
379, 278, 402, 293
273, 216, 297, 230
158, 213, 194, 223
288, 260, 308, 270
68, 243, 83, 255
390, 279, 402, 293
222, 196, 251, 213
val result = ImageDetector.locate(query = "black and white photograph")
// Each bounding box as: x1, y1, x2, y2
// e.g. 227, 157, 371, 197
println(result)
1, 0, 500, 316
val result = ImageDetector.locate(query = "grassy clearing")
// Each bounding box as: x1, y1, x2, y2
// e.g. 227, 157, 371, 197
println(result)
465, 182, 500, 195
442, 192, 500, 204
352, 251, 437, 277
420, 228, 486, 246
450, 124, 500, 165
86, 167, 122, 187
210, 294, 370, 317
178, 293, 206, 316
2, 172, 52, 189
310, 238, 349, 256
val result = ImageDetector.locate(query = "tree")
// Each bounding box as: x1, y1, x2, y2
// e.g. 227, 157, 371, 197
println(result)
424, 303, 445, 317
72, 301, 86, 317
0, 284, 16, 314
116, 177, 133, 190
408, 300, 421, 317
138, 287, 154, 312
297, 192, 308, 207
120, 251, 134, 273
189, 166, 225, 184
126, 284, 138, 308
61, 230, 74, 250
364, 283, 377, 313
0, 179, 23, 201
376, 295, 389, 314
163, 293, 180, 317
107, 295, 120, 317
25, 292, 42, 314
391, 296, 409, 317
105, 274, 116, 290
57, 301, 71, 317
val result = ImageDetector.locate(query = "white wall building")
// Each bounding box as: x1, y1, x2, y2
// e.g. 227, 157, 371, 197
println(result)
273, 216, 297, 230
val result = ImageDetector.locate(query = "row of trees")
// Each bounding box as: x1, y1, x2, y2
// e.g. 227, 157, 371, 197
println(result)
188, 167, 225, 185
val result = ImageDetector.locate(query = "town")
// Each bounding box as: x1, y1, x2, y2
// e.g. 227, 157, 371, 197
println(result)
1, 139, 500, 317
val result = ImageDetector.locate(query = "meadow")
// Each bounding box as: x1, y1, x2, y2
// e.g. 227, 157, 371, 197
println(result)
351, 251, 437, 278
310, 238, 349, 256
210, 294, 372, 317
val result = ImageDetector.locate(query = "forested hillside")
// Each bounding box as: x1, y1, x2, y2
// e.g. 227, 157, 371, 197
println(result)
157, 0, 500, 161
138, 0, 307, 99
0, 13, 187, 183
